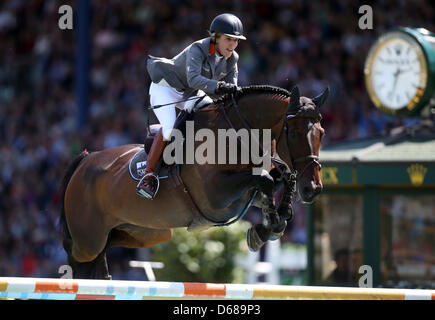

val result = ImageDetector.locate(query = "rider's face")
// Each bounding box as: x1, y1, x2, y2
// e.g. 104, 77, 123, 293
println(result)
216, 35, 239, 59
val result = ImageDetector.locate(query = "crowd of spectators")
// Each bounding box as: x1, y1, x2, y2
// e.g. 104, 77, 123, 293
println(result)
0, 0, 433, 279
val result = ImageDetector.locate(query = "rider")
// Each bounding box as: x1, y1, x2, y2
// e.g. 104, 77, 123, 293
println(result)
136, 13, 247, 199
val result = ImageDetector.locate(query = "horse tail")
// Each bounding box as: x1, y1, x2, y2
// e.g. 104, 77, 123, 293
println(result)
59, 149, 89, 241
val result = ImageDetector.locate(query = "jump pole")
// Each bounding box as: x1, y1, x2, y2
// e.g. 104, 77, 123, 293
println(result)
0, 277, 434, 300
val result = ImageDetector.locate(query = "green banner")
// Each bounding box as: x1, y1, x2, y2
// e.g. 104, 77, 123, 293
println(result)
357, 163, 434, 186
320, 165, 354, 185
321, 163, 435, 186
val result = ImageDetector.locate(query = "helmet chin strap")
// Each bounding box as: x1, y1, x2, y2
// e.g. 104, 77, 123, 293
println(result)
215, 46, 223, 57
210, 33, 218, 45
210, 34, 223, 57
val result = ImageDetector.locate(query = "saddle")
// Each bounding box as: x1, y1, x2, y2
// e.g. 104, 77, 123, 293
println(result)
128, 111, 191, 182
129, 102, 216, 232
129, 94, 212, 181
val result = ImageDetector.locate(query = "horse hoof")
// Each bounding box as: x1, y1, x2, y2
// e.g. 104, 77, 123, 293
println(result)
277, 206, 293, 221
269, 232, 285, 241
269, 220, 287, 241
269, 232, 283, 241
246, 227, 265, 252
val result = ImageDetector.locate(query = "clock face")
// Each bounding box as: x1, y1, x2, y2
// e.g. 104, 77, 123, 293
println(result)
365, 31, 428, 114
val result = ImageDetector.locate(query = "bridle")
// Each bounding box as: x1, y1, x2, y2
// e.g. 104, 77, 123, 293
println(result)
282, 113, 322, 179
200, 92, 321, 227
219, 93, 322, 180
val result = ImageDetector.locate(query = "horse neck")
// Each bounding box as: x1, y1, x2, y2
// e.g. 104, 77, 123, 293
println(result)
236, 94, 288, 135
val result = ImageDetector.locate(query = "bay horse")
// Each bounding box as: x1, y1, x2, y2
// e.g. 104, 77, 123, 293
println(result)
59, 85, 328, 279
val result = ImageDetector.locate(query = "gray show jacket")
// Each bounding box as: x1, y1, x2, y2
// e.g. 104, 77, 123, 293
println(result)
147, 37, 238, 97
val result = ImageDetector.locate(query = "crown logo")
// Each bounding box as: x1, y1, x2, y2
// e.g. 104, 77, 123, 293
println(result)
407, 164, 427, 186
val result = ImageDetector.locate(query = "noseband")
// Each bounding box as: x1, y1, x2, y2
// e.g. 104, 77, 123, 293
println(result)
293, 154, 321, 179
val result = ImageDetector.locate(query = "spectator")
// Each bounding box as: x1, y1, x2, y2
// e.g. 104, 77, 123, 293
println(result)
0, 0, 432, 279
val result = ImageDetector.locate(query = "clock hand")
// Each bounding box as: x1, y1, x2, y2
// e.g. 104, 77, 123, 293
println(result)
390, 67, 400, 97
391, 67, 411, 94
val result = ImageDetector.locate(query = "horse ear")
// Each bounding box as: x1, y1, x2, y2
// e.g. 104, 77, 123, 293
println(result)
287, 86, 300, 113
312, 86, 329, 108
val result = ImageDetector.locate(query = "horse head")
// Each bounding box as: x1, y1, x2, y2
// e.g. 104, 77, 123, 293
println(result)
213, 84, 328, 204
278, 86, 328, 203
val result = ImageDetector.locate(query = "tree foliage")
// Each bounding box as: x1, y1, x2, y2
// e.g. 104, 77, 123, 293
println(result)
151, 221, 251, 283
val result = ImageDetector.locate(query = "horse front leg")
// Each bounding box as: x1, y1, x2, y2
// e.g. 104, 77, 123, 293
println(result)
276, 169, 297, 221
266, 167, 297, 241
247, 170, 284, 252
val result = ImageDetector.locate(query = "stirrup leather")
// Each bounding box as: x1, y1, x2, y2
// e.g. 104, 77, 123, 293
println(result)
136, 172, 160, 200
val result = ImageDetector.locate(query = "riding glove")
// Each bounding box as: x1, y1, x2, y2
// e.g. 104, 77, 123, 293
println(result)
215, 81, 239, 94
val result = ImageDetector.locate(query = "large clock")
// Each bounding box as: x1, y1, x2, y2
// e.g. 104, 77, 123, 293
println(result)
364, 27, 435, 116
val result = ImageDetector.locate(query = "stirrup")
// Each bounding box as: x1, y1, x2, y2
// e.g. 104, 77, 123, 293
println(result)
136, 172, 160, 200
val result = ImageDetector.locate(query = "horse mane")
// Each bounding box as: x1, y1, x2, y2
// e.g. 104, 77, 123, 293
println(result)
214, 85, 290, 105
213, 84, 322, 120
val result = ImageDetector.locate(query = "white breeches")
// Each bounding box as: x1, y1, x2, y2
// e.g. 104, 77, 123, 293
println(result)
149, 82, 183, 140
149, 82, 212, 140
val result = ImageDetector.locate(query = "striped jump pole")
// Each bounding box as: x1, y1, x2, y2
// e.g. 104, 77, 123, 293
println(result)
0, 277, 434, 300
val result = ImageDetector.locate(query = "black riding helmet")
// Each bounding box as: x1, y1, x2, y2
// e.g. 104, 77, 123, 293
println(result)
209, 13, 246, 40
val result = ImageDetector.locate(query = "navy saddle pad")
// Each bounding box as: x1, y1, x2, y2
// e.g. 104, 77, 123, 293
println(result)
128, 148, 169, 181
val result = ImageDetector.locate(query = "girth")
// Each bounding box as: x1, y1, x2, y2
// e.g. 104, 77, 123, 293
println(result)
168, 159, 259, 232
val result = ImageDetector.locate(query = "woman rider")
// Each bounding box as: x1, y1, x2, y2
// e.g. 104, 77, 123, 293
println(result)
137, 13, 247, 199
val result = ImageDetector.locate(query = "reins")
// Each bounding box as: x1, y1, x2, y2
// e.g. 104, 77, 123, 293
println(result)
220, 92, 321, 181
146, 88, 322, 227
